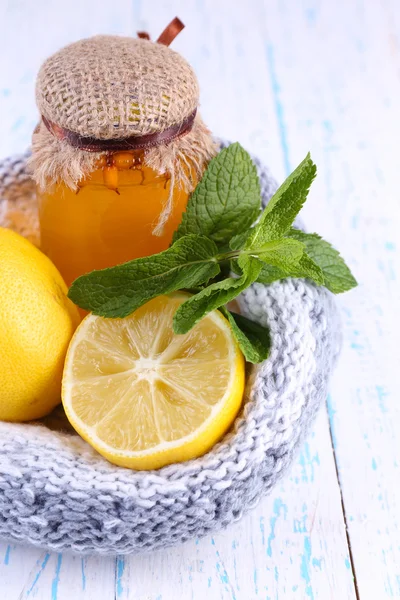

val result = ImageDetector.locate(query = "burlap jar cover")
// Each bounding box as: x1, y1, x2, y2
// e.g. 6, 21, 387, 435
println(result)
29, 18, 217, 235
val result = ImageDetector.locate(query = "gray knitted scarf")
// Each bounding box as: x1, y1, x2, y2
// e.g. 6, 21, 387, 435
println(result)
0, 150, 341, 555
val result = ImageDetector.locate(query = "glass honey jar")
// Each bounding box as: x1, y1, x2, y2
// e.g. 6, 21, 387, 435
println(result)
30, 20, 216, 286
37, 150, 196, 286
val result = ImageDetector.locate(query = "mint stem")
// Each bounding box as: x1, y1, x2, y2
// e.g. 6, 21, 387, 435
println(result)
217, 247, 294, 263
216, 249, 265, 261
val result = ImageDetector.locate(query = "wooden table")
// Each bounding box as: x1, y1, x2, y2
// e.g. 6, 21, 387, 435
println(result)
0, 1, 398, 598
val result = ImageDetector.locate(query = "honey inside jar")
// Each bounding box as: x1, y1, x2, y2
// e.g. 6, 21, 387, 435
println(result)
37, 151, 193, 286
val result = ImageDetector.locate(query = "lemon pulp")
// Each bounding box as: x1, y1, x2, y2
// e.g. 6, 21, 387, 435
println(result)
62, 293, 245, 470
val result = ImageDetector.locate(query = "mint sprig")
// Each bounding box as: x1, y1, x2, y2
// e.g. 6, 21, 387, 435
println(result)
68, 144, 357, 363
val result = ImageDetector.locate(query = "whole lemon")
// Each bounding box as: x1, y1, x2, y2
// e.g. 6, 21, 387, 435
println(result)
0, 227, 80, 421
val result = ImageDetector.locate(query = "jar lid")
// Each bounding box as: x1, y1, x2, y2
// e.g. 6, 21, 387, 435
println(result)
36, 32, 199, 141
30, 20, 217, 236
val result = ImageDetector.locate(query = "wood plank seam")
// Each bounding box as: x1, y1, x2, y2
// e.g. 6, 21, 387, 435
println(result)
326, 395, 360, 600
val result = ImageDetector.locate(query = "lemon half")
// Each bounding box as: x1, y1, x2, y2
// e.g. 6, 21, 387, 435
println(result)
62, 293, 245, 470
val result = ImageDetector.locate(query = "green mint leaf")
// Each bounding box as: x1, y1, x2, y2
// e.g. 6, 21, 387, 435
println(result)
219, 308, 271, 364
231, 238, 306, 284
256, 264, 287, 285
256, 238, 305, 270
173, 255, 263, 334
68, 235, 220, 317
293, 253, 325, 284
230, 258, 242, 276
229, 229, 252, 251
287, 228, 357, 293
246, 153, 316, 248
173, 142, 261, 248
257, 252, 324, 286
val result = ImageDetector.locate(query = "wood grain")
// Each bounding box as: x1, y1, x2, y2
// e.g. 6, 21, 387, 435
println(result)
260, 1, 400, 597
0, 0, 398, 598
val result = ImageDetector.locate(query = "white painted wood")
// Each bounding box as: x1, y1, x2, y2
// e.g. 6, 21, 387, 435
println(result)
0, 544, 116, 599
0, 0, 398, 598
0, 544, 45, 598
259, 0, 400, 597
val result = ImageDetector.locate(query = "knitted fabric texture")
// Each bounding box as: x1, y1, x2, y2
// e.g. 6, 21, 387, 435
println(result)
0, 151, 342, 555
